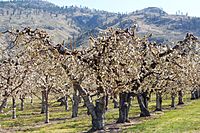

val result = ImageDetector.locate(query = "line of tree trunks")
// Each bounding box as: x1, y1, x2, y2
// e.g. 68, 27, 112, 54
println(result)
117, 92, 132, 123
137, 92, 150, 117
155, 92, 162, 111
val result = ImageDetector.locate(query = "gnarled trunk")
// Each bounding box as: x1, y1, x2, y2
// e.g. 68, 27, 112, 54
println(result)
72, 88, 80, 118
155, 92, 162, 111
171, 93, 176, 108
0, 91, 9, 113
178, 90, 184, 105
137, 93, 150, 117
117, 92, 132, 123
12, 97, 16, 119
92, 96, 106, 131
0, 97, 8, 113
73, 82, 106, 132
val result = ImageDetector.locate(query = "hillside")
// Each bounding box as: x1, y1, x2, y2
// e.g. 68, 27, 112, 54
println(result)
0, 0, 200, 46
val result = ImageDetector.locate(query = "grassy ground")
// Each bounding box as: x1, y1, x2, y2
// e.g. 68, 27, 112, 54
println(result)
0, 94, 199, 133
125, 99, 200, 133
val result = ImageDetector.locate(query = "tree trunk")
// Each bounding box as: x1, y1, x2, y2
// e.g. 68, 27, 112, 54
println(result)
12, 97, 16, 119
0, 91, 9, 113
73, 82, 106, 131
117, 92, 132, 123
57, 97, 65, 106
41, 91, 46, 114
64, 95, 69, 111
113, 94, 119, 108
194, 89, 199, 99
72, 88, 80, 118
197, 89, 200, 98
137, 93, 150, 117
20, 97, 25, 111
44, 91, 49, 123
0, 97, 8, 113
191, 90, 196, 100
117, 93, 128, 123
4, 98, 8, 108
142, 92, 149, 109
171, 93, 176, 108
74, 83, 96, 118
105, 95, 109, 111
91, 96, 106, 131
178, 90, 184, 105
30, 93, 33, 105
155, 92, 162, 111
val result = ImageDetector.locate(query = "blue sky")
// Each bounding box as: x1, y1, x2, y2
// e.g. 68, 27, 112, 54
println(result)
47, 0, 199, 17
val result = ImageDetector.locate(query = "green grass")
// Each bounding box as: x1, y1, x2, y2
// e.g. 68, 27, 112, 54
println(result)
0, 94, 199, 133
125, 99, 200, 133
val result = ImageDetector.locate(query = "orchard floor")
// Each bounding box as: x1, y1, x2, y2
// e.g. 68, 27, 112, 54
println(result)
0, 95, 200, 133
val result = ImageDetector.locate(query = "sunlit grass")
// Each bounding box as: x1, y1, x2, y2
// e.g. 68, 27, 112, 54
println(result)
125, 99, 200, 133
0, 94, 198, 133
